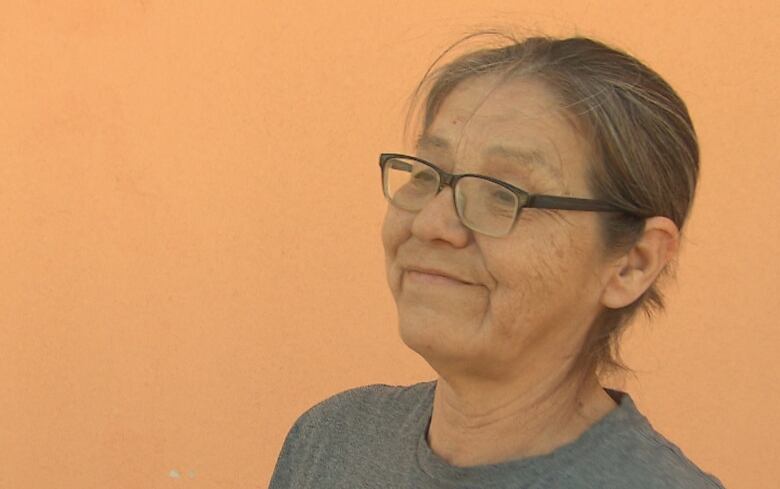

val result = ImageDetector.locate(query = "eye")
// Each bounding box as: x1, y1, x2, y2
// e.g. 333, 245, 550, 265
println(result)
493, 189, 515, 204
411, 169, 437, 188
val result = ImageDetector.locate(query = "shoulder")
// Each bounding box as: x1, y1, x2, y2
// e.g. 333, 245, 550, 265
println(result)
631, 430, 727, 489
288, 380, 434, 439
303, 380, 432, 415
562, 390, 727, 489
584, 419, 726, 488
269, 381, 436, 487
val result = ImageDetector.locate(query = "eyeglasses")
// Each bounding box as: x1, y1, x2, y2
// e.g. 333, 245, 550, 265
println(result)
379, 153, 645, 238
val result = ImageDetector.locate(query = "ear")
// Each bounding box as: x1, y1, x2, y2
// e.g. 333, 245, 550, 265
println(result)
599, 217, 680, 309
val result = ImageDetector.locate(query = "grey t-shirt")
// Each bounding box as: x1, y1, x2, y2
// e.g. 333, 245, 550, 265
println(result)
269, 380, 726, 488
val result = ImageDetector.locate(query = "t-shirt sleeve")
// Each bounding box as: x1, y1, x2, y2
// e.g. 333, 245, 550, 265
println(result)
266, 387, 361, 488
267, 414, 306, 489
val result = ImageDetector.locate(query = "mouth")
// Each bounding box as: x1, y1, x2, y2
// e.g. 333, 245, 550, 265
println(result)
404, 269, 472, 286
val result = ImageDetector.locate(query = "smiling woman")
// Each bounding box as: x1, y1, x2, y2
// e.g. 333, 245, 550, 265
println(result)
269, 31, 726, 489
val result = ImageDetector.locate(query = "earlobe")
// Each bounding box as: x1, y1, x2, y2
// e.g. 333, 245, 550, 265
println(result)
599, 217, 679, 310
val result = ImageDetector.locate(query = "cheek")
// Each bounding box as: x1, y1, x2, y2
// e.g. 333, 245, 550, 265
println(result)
381, 206, 405, 256
489, 226, 566, 288
485, 227, 580, 322
381, 206, 409, 288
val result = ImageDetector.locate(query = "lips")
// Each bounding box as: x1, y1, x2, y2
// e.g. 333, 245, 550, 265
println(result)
404, 266, 473, 285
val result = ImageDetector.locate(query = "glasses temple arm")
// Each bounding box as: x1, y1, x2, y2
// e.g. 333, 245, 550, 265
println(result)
527, 194, 636, 214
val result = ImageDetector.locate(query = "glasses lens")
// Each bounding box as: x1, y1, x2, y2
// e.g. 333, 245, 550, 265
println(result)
382, 156, 523, 237
383, 156, 439, 211
456, 176, 520, 237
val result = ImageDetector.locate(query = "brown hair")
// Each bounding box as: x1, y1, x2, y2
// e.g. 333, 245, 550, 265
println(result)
404, 31, 699, 406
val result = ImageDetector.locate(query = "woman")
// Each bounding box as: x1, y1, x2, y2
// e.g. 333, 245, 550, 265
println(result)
269, 33, 726, 488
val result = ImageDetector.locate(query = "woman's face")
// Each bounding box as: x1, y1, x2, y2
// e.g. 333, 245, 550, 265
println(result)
381, 75, 613, 382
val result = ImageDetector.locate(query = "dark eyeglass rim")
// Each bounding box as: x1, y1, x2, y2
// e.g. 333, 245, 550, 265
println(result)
379, 153, 649, 224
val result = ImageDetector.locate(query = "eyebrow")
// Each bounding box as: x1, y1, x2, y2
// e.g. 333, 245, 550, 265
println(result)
415, 134, 562, 181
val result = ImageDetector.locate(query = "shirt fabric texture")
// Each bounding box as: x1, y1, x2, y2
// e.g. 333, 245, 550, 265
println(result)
269, 380, 726, 488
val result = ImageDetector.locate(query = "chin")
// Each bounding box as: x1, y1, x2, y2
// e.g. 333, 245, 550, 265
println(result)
398, 315, 434, 345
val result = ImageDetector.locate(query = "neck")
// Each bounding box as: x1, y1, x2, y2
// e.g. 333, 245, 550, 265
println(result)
426, 374, 617, 467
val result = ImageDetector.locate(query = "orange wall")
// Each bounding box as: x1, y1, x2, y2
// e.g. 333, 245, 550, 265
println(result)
1, 2, 774, 488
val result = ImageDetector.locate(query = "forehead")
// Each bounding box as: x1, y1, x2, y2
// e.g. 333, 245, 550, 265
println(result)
420, 76, 590, 192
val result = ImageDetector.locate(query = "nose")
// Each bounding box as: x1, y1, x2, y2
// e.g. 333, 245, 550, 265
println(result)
410, 184, 471, 245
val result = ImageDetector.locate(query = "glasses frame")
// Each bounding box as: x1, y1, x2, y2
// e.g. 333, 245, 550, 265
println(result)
379, 152, 646, 237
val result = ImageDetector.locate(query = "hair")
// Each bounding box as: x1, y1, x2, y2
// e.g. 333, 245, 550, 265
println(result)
404, 30, 699, 411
